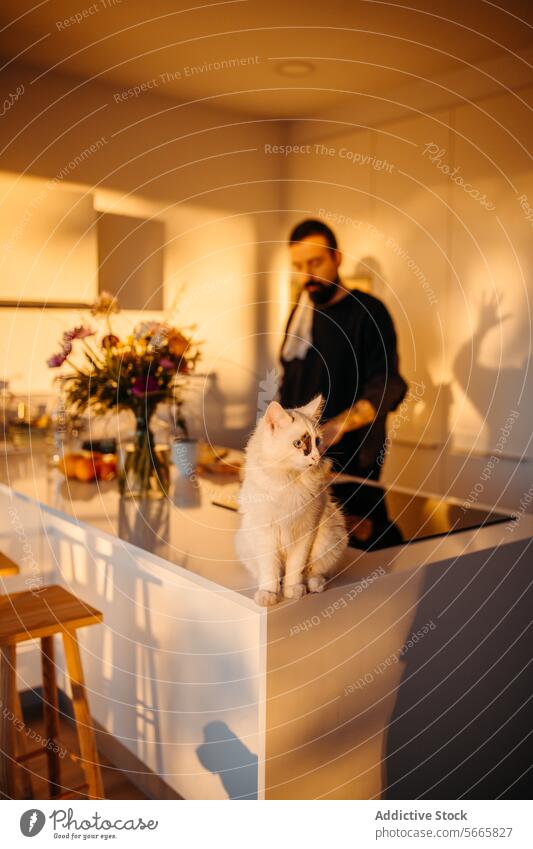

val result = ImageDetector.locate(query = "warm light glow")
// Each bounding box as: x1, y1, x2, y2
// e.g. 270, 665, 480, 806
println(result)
275, 61, 315, 77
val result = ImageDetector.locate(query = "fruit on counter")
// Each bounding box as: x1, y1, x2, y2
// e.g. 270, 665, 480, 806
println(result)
94, 454, 117, 481
59, 452, 117, 482
74, 456, 97, 482
59, 453, 84, 478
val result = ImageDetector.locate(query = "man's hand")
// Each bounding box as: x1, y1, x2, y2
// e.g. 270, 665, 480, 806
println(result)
319, 417, 346, 451
319, 400, 377, 453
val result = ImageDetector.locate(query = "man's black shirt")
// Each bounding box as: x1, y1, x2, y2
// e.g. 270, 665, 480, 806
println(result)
279, 289, 407, 477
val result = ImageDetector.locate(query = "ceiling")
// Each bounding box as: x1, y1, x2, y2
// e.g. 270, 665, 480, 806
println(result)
1, 0, 532, 117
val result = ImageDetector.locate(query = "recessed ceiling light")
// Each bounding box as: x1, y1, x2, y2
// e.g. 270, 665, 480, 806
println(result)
275, 61, 315, 78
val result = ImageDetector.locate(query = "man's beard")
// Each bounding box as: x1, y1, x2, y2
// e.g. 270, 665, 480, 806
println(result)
304, 276, 339, 305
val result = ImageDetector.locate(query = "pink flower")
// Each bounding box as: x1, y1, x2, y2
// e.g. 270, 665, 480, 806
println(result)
158, 357, 176, 371
63, 325, 95, 343
131, 375, 160, 397
47, 341, 72, 368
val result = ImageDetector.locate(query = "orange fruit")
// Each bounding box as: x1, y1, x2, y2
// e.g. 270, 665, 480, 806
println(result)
74, 457, 97, 482
95, 455, 117, 481
59, 453, 84, 479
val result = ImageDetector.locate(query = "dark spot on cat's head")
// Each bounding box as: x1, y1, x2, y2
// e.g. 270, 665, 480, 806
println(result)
293, 432, 312, 455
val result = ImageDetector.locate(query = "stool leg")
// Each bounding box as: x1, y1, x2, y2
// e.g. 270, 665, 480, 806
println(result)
14, 694, 33, 799
41, 636, 61, 798
62, 628, 104, 799
0, 645, 16, 799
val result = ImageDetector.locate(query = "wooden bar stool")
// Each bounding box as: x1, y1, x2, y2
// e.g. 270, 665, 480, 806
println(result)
0, 551, 19, 578
0, 585, 104, 800
0, 552, 33, 799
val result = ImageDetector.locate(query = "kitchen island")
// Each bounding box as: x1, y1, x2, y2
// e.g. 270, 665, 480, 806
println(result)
1, 445, 531, 800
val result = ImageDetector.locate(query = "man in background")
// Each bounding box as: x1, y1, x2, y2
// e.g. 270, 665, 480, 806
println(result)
279, 219, 407, 480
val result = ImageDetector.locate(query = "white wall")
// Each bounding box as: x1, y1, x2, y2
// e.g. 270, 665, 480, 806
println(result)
284, 87, 533, 512
0, 63, 288, 447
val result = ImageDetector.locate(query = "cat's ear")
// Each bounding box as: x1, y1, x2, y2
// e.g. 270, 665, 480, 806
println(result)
297, 394, 324, 422
264, 401, 292, 432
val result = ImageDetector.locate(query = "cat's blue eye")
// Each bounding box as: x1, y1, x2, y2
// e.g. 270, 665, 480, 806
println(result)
293, 439, 303, 449
316, 436, 321, 447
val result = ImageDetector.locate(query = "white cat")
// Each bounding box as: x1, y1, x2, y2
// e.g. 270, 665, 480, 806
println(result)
235, 395, 348, 606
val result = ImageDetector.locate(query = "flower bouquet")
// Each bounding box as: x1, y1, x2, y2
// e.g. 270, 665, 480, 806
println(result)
47, 292, 201, 498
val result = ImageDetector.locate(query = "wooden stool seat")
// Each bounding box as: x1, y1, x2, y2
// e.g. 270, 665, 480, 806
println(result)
0, 552, 19, 577
0, 585, 102, 644
0, 585, 104, 801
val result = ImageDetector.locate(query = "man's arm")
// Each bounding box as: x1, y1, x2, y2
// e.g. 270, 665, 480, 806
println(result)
320, 398, 376, 449
320, 298, 407, 449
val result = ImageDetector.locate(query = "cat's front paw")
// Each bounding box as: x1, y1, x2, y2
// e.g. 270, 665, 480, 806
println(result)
254, 589, 280, 607
307, 575, 326, 593
283, 583, 307, 600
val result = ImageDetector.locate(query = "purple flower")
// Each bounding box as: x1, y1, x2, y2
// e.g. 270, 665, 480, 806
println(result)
46, 341, 72, 368
131, 375, 160, 397
63, 325, 95, 343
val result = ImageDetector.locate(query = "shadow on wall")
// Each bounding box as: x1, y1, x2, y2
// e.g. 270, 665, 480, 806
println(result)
383, 539, 532, 799
453, 292, 532, 455
355, 258, 533, 465
196, 721, 258, 800
355, 254, 453, 448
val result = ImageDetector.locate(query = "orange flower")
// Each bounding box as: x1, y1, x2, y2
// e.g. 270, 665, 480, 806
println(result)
167, 330, 189, 358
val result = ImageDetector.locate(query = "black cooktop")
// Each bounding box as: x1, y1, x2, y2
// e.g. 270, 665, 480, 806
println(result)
331, 482, 511, 551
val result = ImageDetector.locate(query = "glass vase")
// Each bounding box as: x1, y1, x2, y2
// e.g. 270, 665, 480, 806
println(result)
118, 419, 169, 499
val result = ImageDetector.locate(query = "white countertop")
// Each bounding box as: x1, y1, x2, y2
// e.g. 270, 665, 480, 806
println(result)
1, 443, 531, 607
